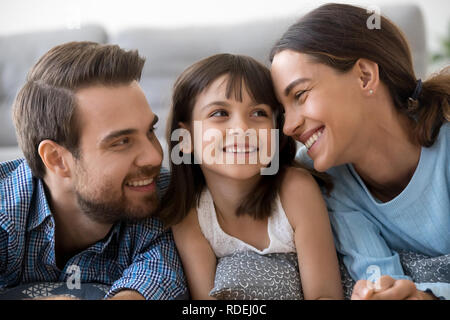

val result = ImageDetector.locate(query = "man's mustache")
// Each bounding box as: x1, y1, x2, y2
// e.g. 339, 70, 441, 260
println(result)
124, 165, 161, 182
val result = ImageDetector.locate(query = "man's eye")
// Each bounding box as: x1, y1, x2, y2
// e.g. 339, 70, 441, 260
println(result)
210, 110, 228, 117
112, 137, 129, 147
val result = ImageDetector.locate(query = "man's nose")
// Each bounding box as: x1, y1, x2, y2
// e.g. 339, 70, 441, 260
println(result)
135, 137, 163, 168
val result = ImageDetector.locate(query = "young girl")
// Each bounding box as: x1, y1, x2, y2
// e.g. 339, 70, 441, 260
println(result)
158, 53, 343, 300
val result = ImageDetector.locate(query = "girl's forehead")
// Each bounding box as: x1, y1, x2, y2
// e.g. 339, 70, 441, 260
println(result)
201, 77, 250, 101
199, 74, 273, 107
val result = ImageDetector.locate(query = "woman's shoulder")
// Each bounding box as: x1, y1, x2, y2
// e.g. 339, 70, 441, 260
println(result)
438, 122, 450, 145
424, 122, 449, 162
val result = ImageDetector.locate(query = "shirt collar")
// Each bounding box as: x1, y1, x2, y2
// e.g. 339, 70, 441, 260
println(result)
27, 178, 53, 231
28, 177, 123, 246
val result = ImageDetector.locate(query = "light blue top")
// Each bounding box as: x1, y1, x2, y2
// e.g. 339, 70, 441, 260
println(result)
297, 123, 450, 299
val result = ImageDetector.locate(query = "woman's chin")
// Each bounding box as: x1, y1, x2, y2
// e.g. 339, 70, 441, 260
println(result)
312, 155, 332, 173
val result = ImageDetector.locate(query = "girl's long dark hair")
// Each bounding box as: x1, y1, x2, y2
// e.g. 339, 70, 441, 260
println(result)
270, 3, 449, 147
157, 53, 330, 228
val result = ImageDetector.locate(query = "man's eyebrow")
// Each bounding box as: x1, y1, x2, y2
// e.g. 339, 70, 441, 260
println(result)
100, 128, 138, 145
284, 78, 311, 97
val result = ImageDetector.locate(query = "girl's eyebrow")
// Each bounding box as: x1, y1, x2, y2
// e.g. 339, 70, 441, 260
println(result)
201, 101, 230, 111
201, 100, 263, 111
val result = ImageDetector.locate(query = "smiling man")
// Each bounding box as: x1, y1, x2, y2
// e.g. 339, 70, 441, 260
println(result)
0, 42, 187, 299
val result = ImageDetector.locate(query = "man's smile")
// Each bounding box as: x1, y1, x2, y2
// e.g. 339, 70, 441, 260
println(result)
125, 177, 156, 192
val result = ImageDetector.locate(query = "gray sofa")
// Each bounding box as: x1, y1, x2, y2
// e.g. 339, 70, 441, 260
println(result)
0, 5, 427, 165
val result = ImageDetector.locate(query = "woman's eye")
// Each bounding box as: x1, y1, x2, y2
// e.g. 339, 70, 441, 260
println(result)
294, 89, 310, 102
294, 91, 305, 100
210, 110, 228, 117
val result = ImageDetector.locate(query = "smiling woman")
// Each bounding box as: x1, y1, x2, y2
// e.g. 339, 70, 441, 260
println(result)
270, 3, 450, 300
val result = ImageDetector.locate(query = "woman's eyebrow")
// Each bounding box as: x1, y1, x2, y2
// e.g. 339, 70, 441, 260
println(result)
284, 78, 311, 97
151, 114, 159, 127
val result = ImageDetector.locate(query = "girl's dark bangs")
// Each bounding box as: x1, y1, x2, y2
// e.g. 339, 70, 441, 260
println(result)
224, 67, 277, 110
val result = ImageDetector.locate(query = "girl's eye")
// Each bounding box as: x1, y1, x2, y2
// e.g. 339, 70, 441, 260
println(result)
251, 109, 269, 117
210, 110, 228, 117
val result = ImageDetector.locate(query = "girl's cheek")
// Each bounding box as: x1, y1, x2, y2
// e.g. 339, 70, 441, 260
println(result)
193, 127, 224, 163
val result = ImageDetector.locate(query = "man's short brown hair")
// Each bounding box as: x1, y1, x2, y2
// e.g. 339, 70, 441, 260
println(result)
13, 41, 145, 178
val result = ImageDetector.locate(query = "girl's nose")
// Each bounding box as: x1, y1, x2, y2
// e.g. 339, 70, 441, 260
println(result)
229, 116, 249, 133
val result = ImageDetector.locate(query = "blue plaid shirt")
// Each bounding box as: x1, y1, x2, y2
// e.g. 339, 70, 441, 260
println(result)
0, 158, 187, 299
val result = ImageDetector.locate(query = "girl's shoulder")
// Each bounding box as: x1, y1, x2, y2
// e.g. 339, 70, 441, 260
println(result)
278, 166, 329, 230
171, 206, 200, 236
280, 166, 318, 194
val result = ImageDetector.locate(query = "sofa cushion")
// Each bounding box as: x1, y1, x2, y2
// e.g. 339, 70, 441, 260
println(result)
210, 250, 449, 300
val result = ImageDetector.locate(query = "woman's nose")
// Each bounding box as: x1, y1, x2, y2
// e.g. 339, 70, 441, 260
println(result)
283, 108, 303, 137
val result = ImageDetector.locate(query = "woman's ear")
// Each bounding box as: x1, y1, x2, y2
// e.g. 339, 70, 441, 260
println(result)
354, 58, 380, 96
38, 140, 72, 178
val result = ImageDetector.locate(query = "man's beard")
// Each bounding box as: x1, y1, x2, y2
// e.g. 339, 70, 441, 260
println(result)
75, 189, 159, 224
73, 162, 160, 224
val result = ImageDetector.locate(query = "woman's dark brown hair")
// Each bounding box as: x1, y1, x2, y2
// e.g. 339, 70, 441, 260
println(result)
158, 53, 330, 228
270, 3, 449, 147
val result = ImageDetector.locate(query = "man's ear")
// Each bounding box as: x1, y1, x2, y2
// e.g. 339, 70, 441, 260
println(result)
38, 140, 72, 178
354, 58, 380, 96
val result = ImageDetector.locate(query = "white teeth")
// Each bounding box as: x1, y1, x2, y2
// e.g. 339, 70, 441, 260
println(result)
305, 130, 323, 149
224, 146, 257, 153
126, 178, 153, 187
